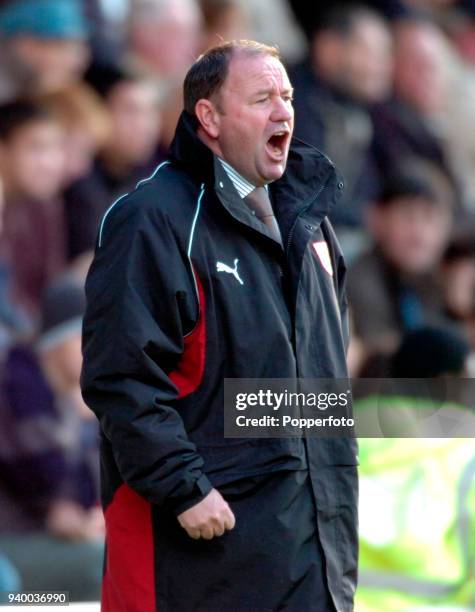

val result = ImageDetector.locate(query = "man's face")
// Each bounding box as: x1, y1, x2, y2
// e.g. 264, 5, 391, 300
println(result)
211, 53, 294, 186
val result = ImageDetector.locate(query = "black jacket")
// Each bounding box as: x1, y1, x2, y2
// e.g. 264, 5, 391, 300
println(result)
81, 111, 358, 611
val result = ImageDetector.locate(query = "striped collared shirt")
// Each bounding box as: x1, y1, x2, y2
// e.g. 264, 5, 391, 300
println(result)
218, 157, 259, 199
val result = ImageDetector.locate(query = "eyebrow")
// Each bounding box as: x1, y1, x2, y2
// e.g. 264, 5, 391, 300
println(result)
253, 87, 294, 97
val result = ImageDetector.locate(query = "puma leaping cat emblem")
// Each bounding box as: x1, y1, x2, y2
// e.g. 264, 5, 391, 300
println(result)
216, 258, 244, 285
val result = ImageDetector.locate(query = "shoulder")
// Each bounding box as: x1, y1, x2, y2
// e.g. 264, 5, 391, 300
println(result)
97, 160, 206, 249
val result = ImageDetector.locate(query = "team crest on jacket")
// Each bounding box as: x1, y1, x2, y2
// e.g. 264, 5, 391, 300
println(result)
312, 241, 333, 276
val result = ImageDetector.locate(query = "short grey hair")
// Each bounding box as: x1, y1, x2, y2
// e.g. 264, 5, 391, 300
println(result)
183, 39, 280, 115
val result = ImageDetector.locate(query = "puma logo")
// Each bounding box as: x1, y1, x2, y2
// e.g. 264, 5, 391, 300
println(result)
216, 258, 244, 285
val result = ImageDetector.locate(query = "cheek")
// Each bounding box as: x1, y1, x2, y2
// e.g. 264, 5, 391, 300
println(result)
135, 111, 159, 137
221, 118, 248, 149
12, 152, 37, 182
385, 217, 408, 245
232, 110, 266, 142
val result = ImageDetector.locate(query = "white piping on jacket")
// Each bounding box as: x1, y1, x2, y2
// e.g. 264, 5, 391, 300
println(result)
184, 184, 205, 336
97, 160, 171, 247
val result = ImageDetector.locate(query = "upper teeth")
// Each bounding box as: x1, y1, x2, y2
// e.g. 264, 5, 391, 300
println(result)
274, 132, 285, 136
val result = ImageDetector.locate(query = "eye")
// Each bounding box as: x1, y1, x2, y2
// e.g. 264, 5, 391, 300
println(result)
255, 95, 269, 104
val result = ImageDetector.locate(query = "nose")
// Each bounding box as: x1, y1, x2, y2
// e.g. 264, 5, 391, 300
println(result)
271, 96, 293, 123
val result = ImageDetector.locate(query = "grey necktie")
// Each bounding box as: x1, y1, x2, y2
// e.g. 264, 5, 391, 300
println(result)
244, 187, 283, 246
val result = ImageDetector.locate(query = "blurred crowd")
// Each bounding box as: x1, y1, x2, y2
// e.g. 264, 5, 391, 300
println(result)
0, 0, 474, 607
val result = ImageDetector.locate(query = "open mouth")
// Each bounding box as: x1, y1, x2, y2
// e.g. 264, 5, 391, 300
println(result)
266, 131, 288, 158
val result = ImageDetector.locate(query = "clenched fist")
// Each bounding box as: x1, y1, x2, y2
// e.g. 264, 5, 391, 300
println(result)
177, 488, 235, 540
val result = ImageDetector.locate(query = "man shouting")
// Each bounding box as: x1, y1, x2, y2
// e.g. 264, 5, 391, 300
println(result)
82, 40, 358, 611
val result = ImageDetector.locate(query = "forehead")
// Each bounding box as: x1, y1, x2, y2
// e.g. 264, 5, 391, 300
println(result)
12, 119, 62, 142
111, 80, 157, 103
352, 16, 390, 43
224, 52, 291, 94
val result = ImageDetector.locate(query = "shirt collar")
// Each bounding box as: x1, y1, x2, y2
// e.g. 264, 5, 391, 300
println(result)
218, 157, 268, 199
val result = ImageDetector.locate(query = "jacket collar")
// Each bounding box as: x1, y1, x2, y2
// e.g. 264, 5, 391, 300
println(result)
168, 111, 343, 225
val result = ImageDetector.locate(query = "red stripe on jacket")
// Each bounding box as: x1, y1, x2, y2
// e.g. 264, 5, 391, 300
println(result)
102, 484, 156, 612
170, 272, 206, 398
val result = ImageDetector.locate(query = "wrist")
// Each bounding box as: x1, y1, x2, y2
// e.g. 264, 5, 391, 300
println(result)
172, 474, 213, 516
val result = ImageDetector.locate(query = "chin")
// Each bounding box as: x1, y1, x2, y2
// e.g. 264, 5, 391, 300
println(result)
264, 164, 286, 183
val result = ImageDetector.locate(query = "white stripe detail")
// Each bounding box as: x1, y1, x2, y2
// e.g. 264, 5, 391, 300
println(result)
135, 159, 171, 188
184, 184, 205, 337
187, 183, 205, 258
97, 193, 128, 248
98, 160, 170, 247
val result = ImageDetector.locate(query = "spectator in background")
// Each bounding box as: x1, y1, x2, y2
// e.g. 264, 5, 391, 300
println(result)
0, 100, 67, 321
290, 3, 393, 254
371, 16, 472, 218
0, 0, 90, 103
42, 83, 111, 187
126, 0, 203, 149
0, 278, 103, 602
348, 174, 453, 373
127, 0, 202, 88
41, 83, 112, 263
63, 64, 162, 260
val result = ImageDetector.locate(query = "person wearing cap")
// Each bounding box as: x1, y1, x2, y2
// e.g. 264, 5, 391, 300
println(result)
0, 0, 90, 103
0, 277, 103, 601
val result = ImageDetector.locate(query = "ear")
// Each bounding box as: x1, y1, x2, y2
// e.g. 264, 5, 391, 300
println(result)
194, 98, 221, 140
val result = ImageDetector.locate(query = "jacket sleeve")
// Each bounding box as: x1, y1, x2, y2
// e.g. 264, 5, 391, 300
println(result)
81, 187, 212, 515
